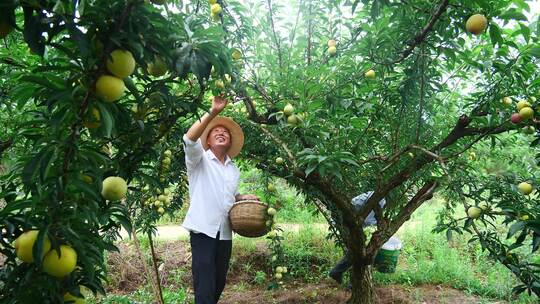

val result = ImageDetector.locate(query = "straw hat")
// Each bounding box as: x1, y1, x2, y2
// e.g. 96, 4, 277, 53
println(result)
201, 116, 244, 158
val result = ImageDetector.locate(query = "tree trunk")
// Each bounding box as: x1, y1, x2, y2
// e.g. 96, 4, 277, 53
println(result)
348, 264, 375, 304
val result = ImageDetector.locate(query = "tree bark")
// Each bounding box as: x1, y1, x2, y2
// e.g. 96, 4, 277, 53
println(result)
348, 264, 375, 304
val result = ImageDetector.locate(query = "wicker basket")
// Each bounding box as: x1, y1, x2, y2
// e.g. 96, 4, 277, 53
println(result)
229, 200, 270, 238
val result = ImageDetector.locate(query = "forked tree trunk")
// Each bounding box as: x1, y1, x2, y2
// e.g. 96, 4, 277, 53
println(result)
348, 264, 375, 304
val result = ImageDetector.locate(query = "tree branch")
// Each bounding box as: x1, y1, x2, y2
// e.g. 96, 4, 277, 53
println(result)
0, 58, 26, 69
259, 124, 297, 167
366, 181, 437, 256
305, 173, 369, 258
266, 0, 283, 70
416, 45, 426, 143
357, 115, 513, 226
389, 0, 449, 64
306, 1, 312, 65
235, 88, 277, 124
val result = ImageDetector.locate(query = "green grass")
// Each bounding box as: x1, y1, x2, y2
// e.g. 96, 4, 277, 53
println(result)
87, 286, 188, 304
279, 224, 341, 282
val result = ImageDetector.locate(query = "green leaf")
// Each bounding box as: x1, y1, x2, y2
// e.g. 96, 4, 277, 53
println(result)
351, 0, 361, 13
527, 45, 540, 59
11, 84, 37, 109
533, 234, 540, 252
66, 22, 90, 58
33, 227, 50, 265
95, 103, 113, 137
19, 74, 65, 91
0, 200, 31, 216
489, 23, 503, 47
499, 9, 527, 22
305, 163, 317, 176
518, 23, 530, 43
38, 147, 57, 182
507, 221, 525, 239
22, 150, 46, 187
71, 179, 101, 202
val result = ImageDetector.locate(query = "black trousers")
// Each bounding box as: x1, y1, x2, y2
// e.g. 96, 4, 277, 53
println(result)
330, 250, 351, 276
190, 231, 232, 304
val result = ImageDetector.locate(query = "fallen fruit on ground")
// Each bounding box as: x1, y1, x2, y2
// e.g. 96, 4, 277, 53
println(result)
267, 207, 277, 216
101, 176, 128, 201
275, 157, 284, 164
327, 39, 336, 47
15, 230, 51, 263
43, 245, 78, 278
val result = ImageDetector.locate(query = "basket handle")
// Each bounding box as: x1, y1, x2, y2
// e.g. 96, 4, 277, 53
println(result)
234, 199, 263, 204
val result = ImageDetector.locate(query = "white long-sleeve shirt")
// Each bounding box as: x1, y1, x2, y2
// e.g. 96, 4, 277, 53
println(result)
182, 135, 240, 240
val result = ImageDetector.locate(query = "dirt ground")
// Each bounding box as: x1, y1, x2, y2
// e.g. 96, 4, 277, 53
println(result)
220, 283, 488, 304
105, 240, 494, 304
